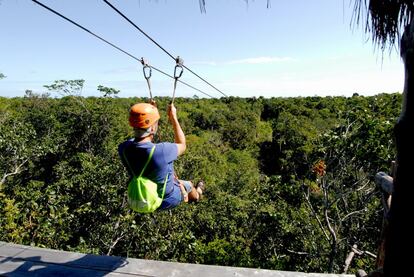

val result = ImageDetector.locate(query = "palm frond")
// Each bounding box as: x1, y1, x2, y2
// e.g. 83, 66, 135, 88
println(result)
198, 0, 272, 13
199, 0, 206, 13
352, 0, 414, 50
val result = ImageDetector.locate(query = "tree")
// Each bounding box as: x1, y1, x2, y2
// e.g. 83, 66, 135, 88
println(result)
44, 79, 85, 96
0, 73, 5, 79
303, 120, 386, 273
352, 1, 414, 276
97, 85, 119, 98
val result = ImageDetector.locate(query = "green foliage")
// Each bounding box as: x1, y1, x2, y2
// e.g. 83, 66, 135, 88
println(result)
97, 85, 119, 98
44, 79, 85, 96
0, 91, 402, 274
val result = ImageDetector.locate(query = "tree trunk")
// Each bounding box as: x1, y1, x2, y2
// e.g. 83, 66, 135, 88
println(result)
383, 17, 414, 276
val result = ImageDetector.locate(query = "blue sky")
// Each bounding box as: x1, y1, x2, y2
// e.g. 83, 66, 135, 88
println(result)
0, 0, 404, 98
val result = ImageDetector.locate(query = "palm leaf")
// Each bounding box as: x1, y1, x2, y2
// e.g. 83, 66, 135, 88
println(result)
352, 0, 413, 50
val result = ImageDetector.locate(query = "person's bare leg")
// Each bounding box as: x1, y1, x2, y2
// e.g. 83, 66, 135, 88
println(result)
178, 180, 205, 203
188, 182, 200, 202
188, 181, 205, 203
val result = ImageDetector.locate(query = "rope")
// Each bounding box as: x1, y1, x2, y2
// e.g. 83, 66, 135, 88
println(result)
31, 0, 215, 99
103, 0, 228, 98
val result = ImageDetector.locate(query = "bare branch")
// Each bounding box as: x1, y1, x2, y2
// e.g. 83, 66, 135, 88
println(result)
302, 184, 330, 242
341, 208, 367, 222
106, 231, 125, 256
343, 244, 358, 273
286, 249, 309, 255
1, 159, 28, 187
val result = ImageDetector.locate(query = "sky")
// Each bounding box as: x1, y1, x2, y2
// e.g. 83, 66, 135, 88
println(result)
0, 0, 405, 99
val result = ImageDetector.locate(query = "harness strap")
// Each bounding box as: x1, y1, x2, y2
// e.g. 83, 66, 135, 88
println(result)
122, 145, 168, 199
174, 175, 189, 202
138, 146, 155, 177
122, 145, 155, 177
179, 181, 189, 202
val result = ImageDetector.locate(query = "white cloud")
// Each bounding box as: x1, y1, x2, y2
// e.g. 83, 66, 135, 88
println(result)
211, 67, 404, 98
190, 61, 218, 66
191, 56, 295, 66
226, 56, 295, 65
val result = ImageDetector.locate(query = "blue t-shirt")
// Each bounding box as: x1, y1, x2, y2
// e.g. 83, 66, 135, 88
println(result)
118, 139, 181, 209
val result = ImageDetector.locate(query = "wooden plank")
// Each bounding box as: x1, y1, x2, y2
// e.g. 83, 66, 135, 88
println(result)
15, 248, 126, 271
0, 258, 131, 277
1, 243, 127, 273
118, 258, 353, 276
0, 243, 30, 258
0, 242, 353, 277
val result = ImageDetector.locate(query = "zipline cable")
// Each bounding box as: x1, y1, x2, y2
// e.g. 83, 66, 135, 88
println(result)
31, 0, 216, 99
103, 0, 228, 98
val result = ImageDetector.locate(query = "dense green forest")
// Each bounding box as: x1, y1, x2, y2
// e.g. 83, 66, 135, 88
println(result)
0, 81, 402, 274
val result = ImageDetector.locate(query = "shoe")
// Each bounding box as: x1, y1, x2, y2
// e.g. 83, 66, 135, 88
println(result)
196, 180, 205, 196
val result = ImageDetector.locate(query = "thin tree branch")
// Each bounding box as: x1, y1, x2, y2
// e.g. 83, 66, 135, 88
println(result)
1, 159, 28, 186
287, 249, 309, 255
302, 185, 330, 242
341, 208, 367, 222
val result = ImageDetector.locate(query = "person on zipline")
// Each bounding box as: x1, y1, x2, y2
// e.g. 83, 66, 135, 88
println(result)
118, 102, 205, 210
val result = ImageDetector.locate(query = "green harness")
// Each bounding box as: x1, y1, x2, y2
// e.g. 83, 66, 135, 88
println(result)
122, 145, 167, 213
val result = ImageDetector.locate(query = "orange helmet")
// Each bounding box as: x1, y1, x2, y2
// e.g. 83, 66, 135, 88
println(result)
129, 103, 160, 129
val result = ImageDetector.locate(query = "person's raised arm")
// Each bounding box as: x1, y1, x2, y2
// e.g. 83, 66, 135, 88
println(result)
168, 103, 186, 156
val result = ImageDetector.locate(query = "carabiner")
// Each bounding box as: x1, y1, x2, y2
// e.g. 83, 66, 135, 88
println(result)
174, 64, 183, 79
140, 57, 152, 80
171, 56, 184, 104
143, 65, 152, 80
174, 56, 184, 79
140, 57, 153, 100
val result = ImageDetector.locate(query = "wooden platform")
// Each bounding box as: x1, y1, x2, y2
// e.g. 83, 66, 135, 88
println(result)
0, 241, 353, 277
